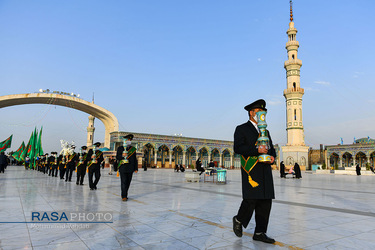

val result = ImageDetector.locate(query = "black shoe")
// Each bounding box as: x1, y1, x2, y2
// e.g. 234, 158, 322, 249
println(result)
233, 216, 242, 237
80, 183, 84, 185
76, 182, 79, 185
253, 233, 275, 244
94, 187, 97, 190
90, 188, 94, 190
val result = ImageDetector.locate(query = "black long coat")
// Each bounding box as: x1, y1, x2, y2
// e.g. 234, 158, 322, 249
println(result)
234, 121, 276, 199
116, 146, 138, 173
90, 150, 104, 169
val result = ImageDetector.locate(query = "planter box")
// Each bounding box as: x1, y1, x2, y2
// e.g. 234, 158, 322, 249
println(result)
185, 172, 201, 182
314, 170, 331, 174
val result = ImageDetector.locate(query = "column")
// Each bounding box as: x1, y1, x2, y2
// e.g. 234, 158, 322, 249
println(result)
208, 153, 211, 162
169, 151, 172, 165
327, 156, 330, 169
137, 156, 142, 169
367, 154, 370, 165
230, 154, 233, 169
183, 151, 186, 167
219, 153, 222, 168
195, 151, 198, 161
353, 157, 356, 168
104, 156, 109, 168
154, 150, 157, 166
339, 156, 343, 169
334, 157, 338, 169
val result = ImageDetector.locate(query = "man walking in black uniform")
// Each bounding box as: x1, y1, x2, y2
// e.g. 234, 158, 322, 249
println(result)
49, 152, 58, 177
43, 154, 49, 175
65, 145, 77, 182
116, 134, 138, 201
232, 99, 276, 244
76, 146, 89, 185
59, 154, 66, 179
88, 142, 104, 190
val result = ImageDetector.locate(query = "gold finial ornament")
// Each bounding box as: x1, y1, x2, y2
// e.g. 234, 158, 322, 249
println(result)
290, 0, 293, 22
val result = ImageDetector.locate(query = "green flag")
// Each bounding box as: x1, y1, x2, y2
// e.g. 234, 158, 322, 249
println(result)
20, 132, 33, 161
0, 135, 13, 153
36, 126, 44, 156
28, 127, 38, 167
12, 141, 25, 161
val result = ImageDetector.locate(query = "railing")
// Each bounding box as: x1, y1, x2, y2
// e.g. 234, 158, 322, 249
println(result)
284, 59, 302, 67
284, 87, 304, 95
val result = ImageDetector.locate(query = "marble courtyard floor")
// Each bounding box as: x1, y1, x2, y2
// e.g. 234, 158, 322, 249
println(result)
1, 166, 375, 250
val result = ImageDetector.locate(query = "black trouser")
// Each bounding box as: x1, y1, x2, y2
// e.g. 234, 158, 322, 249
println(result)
51, 165, 58, 177
76, 165, 86, 184
59, 166, 66, 179
65, 166, 74, 181
119, 167, 133, 198
88, 166, 100, 189
0, 164, 5, 173
237, 199, 272, 233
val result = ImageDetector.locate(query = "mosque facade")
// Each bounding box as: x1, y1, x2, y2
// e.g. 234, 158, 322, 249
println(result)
326, 138, 375, 170
110, 131, 238, 169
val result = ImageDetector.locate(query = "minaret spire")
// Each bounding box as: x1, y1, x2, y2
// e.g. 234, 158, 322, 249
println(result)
290, 0, 293, 22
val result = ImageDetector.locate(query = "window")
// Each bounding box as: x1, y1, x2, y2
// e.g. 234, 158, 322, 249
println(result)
286, 157, 294, 165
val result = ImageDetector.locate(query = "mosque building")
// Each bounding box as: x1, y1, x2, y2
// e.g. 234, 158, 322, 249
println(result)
326, 138, 375, 171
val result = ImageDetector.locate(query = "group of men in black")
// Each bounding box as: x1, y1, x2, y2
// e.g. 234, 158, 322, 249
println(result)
32, 142, 104, 190
27, 134, 138, 201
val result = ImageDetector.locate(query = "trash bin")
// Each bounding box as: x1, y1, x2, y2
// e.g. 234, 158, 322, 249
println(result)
216, 169, 227, 184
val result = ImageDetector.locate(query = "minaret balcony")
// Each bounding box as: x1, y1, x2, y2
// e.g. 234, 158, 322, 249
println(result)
87, 128, 95, 132
284, 87, 304, 95
284, 59, 302, 67
286, 41, 299, 46
286, 28, 297, 35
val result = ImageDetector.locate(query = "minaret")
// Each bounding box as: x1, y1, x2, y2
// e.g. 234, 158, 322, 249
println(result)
87, 115, 95, 147
281, 0, 309, 169
86, 94, 95, 147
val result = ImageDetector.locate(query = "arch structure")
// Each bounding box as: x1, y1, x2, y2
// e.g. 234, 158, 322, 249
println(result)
326, 138, 375, 169
0, 93, 119, 148
110, 131, 241, 169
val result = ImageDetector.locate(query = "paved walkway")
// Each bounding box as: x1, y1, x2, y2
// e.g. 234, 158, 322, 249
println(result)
1, 166, 375, 249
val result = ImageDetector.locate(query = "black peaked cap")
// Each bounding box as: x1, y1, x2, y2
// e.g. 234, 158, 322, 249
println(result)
244, 99, 267, 111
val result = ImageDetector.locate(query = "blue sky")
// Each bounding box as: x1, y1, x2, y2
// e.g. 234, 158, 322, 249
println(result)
1, 0, 374, 153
